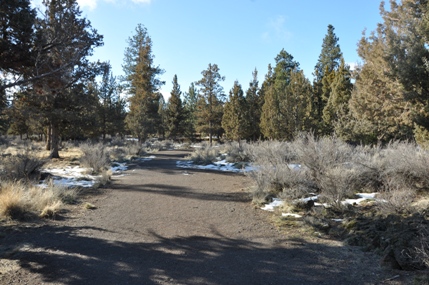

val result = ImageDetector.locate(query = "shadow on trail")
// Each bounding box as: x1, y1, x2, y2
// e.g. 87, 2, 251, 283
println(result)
115, 182, 250, 203
0, 223, 377, 285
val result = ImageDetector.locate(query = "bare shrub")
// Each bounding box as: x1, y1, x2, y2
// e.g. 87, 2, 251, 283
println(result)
379, 141, 429, 191
377, 182, 416, 215
79, 142, 110, 174
221, 141, 251, 163
124, 141, 144, 156
187, 145, 220, 165
0, 152, 45, 181
245, 140, 311, 202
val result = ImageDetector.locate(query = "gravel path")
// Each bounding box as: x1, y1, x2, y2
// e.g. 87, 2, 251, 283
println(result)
0, 150, 409, 284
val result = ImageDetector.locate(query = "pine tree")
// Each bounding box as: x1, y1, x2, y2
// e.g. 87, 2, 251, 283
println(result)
183, 83, 198, 140
222, 81, 249, 141
123, 24, 164, 142
98, 63, 126, 139
0, 0, 36, 89
260, 49, 301, 140
245, 68, 262, 141
29, 0, 103, 158
165, 74, 185, 139
312, 25, 343, 134
195, 63, 225, 145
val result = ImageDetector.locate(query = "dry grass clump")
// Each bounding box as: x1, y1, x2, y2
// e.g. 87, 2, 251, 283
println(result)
79, 142, 110, 174
0, 181, 63, 220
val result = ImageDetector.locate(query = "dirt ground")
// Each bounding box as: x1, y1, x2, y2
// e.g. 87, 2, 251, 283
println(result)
0, 150, 420, 284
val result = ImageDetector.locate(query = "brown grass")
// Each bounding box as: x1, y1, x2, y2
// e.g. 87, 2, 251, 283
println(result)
0, 181, 63, 220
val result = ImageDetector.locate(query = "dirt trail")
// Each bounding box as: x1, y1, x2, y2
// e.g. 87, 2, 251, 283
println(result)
0, 150, 409, 284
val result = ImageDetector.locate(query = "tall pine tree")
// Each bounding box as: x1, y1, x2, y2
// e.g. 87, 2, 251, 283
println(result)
260, 49, 302, 140
183, 83, 198, 141
222, 81, 250, 141
123, 24, 164, 142
195, 63, 225, 145
245, 68, 262, 141
165, 74, 185, 139
312, 25, 343, 134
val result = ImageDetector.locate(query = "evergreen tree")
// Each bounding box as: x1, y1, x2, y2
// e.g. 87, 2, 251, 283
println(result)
123, 24, 164, 141
183, 83, 198, 140
165, 74, 185, 139
195, 63, 225, 145
245, 68, 262, 141
312, 25, 343, 134
0, 0, 36, 90
348, 22, 412, 144
378, 0, 429, 145
98, 63, 126, 139
222, 81, 249, 141
29, 0, 103, 158
260, 49, 301, 140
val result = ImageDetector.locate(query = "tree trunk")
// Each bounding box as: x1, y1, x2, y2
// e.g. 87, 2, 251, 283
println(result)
209, 120, 213, 146
49, 124, 60, 159
46, 125, 51, 151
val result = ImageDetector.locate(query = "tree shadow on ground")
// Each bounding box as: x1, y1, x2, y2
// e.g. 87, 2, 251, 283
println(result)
0, 223, 386, 285
114, 182, 250, 203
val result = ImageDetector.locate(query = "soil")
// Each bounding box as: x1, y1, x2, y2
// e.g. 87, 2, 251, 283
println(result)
0, 150, 421, 284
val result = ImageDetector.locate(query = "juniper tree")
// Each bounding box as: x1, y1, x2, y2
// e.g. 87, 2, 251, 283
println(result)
165, 74, 185, 139
195, 63, 225, 145
222, 81, 250, 141
347, 21, 413, 144
378, 0, 429, 145
123, 24, 164, 142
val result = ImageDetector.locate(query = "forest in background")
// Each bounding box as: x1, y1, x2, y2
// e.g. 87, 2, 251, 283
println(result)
2, 0, 429, 152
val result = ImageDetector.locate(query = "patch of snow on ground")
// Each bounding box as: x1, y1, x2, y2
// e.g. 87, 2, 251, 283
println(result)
342, 192, 378, 205
261, 198, 283, 211
176, 160, 253, 173
282, 213, 302, 218
288, 164, 301, 170
136, 155, 156, 162
111, 163, 128, 173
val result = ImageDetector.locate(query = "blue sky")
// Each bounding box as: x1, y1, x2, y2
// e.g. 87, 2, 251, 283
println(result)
32, 0, 383, 100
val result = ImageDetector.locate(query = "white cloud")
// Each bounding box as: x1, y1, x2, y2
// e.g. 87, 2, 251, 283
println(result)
77, 0, 98, 10
263, 15, 292, 42
131, 0, 151, 4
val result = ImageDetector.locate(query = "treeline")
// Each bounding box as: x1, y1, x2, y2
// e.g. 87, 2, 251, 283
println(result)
2, 0, 429, 157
